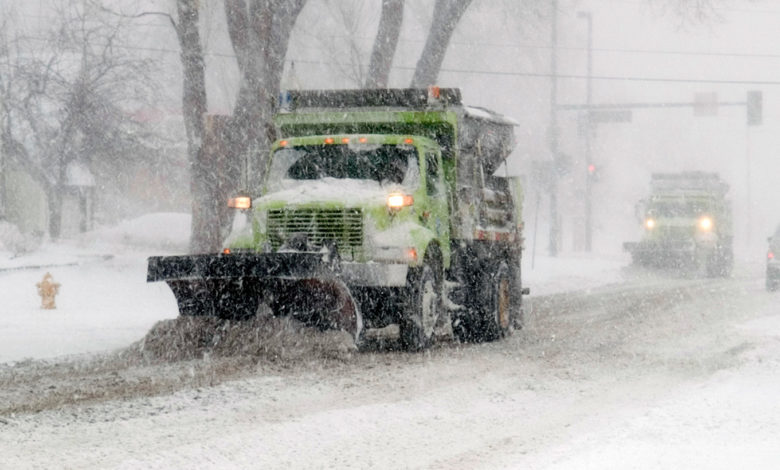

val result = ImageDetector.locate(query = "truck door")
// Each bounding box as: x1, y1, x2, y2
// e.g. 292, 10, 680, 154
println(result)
423, 149, 451, 261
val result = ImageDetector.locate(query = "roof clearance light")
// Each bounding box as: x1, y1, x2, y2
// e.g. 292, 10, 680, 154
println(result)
228, 196, 252, 209
404, 138, 414, 144
324, 137, 335, 144
645, 218, 655, 230
341, 137, 350, 144
387, 192, 414, 210
279, 140, 288, 147
359, 137, 368, 143
698, 216, 713, 231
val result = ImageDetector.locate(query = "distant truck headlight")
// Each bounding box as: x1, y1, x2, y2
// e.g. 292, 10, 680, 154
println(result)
644, 218, 656, 230
698, 216, 714, 231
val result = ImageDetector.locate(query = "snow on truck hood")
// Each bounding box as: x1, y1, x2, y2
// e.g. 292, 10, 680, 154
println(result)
257, 178, 403, 207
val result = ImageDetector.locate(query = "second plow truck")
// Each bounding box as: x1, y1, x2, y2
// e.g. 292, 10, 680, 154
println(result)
148, 87, 526, 351
624, 171, 733, 277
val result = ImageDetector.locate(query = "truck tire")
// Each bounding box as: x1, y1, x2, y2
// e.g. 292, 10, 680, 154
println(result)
706, 247, 733, 278
400, 254, 442, 352
477, 262, 513, 342
453, 259, 513, 343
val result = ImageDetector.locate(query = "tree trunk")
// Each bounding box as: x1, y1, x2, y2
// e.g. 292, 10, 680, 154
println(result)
46, 185, 62, 240
365, 0, 404, 89
175, 0, 212, 254
224, 0, 307, 191
410, 0, 472, 88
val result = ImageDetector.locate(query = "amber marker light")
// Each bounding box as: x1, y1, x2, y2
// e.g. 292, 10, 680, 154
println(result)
324, 137, 335, 144
341, 137, 350, 143
405, 248, 418, 262
279, 140, 288, 147
359, 137, 368, 143
223, 248, 231, 255
404, 137, 414, 144
698, 216, 713, 231
387, 192, 414, 210
228, 196, 252, 209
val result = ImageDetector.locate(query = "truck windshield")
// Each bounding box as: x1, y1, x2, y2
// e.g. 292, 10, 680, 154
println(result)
649, 199, 712, 217
268, 144, 418, 189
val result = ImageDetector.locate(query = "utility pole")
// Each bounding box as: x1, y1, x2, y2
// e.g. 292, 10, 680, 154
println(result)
548, 0, 560, 256
578, 11, 593, 252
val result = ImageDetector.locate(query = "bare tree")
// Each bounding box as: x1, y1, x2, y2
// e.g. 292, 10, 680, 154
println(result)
0, 1, 157, 239
169, 0, 213, 253
223, 0, 307, 188
410, 0, 472, 88
365, 0, 404, 88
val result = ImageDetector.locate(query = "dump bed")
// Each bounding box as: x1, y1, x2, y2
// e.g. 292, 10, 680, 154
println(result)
276, 88, 516, 174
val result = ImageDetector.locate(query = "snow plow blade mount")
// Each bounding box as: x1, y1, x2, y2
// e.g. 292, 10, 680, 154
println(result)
147, 252, 363, 344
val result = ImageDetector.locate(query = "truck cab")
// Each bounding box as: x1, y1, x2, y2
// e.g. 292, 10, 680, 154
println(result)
227, 133, 450, 286
625, 172, 733, 277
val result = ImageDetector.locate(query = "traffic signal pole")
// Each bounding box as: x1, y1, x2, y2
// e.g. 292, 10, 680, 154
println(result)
578, 11, 593, 252
548, 0, 560, 257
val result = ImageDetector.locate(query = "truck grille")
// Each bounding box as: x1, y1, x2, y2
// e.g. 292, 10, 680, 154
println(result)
267, 208, 364, 259
657, 225, 695, 240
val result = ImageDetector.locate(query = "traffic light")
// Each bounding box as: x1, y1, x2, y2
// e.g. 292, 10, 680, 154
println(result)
587, 163, 599, 181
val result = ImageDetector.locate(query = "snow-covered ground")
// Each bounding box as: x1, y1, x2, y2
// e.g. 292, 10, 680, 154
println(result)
3, 214, 780, 469
0, 214, 189, 364
0, 213, 628, 364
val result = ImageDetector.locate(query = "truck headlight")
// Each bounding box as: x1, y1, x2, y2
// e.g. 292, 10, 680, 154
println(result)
698, 216, 713, 231
387, 193, 413, 210
644, 218, 656, 230
228, 196, 252, 209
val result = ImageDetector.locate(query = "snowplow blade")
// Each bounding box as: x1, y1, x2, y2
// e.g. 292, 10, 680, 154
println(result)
147, 252, 362, 344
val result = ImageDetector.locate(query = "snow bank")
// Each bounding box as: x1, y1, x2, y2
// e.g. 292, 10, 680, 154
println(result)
84, 212, 190, 252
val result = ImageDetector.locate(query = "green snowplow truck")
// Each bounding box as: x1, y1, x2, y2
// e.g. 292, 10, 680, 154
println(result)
624, 172, 733, 277
147, 88, 527, 350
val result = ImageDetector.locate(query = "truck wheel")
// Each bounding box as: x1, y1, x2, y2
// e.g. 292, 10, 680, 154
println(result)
400, 257, 442, 351
453, 261, 513, 343
706, 249, 733, 278
482, 262, 512, 341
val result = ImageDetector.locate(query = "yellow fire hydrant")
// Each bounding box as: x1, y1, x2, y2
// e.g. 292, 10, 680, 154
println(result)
37, 272, 61, 310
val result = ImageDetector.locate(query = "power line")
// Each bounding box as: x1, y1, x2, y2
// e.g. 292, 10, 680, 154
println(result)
18, 12, 780, 62
293, 59, 780, 85
18, 35, 780, 86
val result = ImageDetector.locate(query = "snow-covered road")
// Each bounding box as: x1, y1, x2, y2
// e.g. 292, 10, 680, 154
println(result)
2, 243, 780, 468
